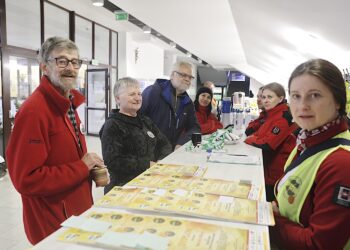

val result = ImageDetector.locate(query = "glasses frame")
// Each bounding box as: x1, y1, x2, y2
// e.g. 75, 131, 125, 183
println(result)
47, 57, 83, 69
174, 71, 195, 80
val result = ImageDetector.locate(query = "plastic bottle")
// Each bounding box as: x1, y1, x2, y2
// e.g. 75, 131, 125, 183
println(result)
236, 109, 243, 130
244, 108, 251, 127
221, 97, 231, 128
230, 106, 236, 127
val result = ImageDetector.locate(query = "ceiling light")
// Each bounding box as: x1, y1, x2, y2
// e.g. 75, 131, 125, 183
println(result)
92, 0, 104, 7
198, 59, 202, 63
169, 41, 176, 48
142, 26, 151, 34
186, 52, 192, 58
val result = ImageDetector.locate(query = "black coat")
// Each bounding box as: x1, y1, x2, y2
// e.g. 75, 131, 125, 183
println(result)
99, 109, 172, 193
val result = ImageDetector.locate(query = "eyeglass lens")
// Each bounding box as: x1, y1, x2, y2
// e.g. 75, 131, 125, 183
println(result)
176, 71, 194, 80
50, 57, 82, 69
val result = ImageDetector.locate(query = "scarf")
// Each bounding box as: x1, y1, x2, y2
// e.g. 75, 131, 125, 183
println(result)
296, 116, 342, 153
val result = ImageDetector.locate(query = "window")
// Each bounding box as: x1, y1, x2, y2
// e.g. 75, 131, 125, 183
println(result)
111, 32, 117, 66
44, 2, 69, 40
94, 25, 109, 65
6, 0, 41, 50
75, 16, 92, 60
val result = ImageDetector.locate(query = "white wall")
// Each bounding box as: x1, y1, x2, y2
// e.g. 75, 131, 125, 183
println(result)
125, 33, 164, 80
249, 77, 263, 97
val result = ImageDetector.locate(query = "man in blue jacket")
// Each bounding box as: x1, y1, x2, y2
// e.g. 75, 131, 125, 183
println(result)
141, 61, 200, 150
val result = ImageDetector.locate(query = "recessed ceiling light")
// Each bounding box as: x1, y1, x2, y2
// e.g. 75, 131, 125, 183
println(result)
142, 26, 151, 34
186, 52, 192, 57
169, 41, 176, 48
92, 0, 104, 7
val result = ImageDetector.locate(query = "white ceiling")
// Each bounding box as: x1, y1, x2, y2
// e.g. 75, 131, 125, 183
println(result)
110, 0, 350, 87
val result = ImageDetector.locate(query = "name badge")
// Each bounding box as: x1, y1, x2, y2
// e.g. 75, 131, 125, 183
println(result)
80, 123, 86, 135
147, 131, 155, 138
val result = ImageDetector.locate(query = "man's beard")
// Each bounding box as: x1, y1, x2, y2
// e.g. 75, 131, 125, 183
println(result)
48, 69, 77, 93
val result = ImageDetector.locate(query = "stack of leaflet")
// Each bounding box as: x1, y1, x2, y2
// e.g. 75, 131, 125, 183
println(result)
127, 172, 262, 200
58, 211, 269, 250
95, 186, 275, 226
144, 163, 207, 177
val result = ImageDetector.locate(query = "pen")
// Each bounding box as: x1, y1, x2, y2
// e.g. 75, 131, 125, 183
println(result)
228, 153, 248, 156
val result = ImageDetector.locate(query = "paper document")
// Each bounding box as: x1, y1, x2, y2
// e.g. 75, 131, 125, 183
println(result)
58, 211, 269, 250
208, 152, 260, 165
128, 172, 262, 200
95, 186, 275, 226
145, 163, 207, 177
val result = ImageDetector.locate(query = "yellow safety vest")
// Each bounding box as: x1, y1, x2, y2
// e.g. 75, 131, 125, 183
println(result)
277, 131, 350, 224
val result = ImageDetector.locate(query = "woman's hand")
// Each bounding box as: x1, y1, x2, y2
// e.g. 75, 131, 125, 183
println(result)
272, 201, 281, 215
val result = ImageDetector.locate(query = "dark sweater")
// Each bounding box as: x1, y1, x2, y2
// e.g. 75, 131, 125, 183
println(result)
99, 109, 172, 193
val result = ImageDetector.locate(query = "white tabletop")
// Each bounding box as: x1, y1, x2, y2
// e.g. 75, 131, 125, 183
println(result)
33, 139, 269, 250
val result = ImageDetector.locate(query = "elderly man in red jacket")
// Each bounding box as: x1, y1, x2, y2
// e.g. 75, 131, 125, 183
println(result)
6, 37, 105, 245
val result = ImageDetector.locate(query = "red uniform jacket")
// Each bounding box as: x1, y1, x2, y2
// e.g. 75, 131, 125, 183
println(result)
245, 103, 298, 185
245, 111, 266, 136
195, 105, 223, 134
6, 76, 93, 244
270, 120, 350, 250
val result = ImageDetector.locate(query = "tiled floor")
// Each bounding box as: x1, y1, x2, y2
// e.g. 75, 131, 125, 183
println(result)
0, 136, 104, 250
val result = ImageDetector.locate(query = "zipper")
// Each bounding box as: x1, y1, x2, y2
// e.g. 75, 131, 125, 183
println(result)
62, 201, 69, 219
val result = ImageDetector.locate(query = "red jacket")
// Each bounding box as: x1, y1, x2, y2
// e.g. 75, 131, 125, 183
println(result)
270, 120, 350, 250
244, 103, 298, 185
195, 105, 223, 134
6, 76, 93, 244
245, 111, 266, 136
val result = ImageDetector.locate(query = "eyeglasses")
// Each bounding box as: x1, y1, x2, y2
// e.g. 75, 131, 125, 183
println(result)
174, 71, 195, 80
47, 57, 83, 69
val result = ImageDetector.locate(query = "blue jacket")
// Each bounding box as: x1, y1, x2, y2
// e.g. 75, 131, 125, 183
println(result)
141, 79, 200, 149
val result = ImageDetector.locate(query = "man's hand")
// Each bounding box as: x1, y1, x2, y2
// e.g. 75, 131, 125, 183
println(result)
175, 144, 182, 150
82, 153, 105, 171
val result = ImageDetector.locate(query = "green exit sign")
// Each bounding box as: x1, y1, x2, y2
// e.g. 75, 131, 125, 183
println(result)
115, 11, 128, 21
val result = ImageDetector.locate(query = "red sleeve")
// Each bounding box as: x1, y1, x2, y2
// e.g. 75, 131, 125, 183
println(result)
245, 119, 295, 150
6, 109, 89, 197
271, 149, 350, 250
245, 118, 262, 135
196, 112, 223, 134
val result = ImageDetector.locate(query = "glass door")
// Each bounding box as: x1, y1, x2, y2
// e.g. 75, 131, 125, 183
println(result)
86, 68, 108, 135
9, 56, 40, 119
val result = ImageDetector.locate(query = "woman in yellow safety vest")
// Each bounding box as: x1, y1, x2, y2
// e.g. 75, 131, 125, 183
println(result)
270, 59, 350, 250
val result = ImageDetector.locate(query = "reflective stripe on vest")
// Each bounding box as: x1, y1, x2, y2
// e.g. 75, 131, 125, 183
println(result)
277, 131, 350, 224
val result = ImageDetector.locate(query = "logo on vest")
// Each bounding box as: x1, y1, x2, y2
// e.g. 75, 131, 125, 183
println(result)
272, 126, 280, 135
283, 176, 302, 204
333, 185, 350, 208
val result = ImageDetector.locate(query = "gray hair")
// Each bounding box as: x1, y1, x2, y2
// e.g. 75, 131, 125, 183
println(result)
114, 77, 140, 97
171, 61, 193, 73
38, 37, 79, 64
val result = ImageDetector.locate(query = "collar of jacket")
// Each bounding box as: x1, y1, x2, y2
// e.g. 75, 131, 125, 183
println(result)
159, 80, 192, 107
265, 101, 289, 117
39, 75, 85, 114
108, 109, 143, 128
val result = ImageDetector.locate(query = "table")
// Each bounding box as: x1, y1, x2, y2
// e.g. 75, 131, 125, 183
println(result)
33, 139, 269, 250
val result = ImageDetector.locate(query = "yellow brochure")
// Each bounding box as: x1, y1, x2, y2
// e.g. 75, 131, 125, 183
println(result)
57, 211, 269, 250
95, 186, 275, 226
128, 173, 262, 200
145, 163, 207, 177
